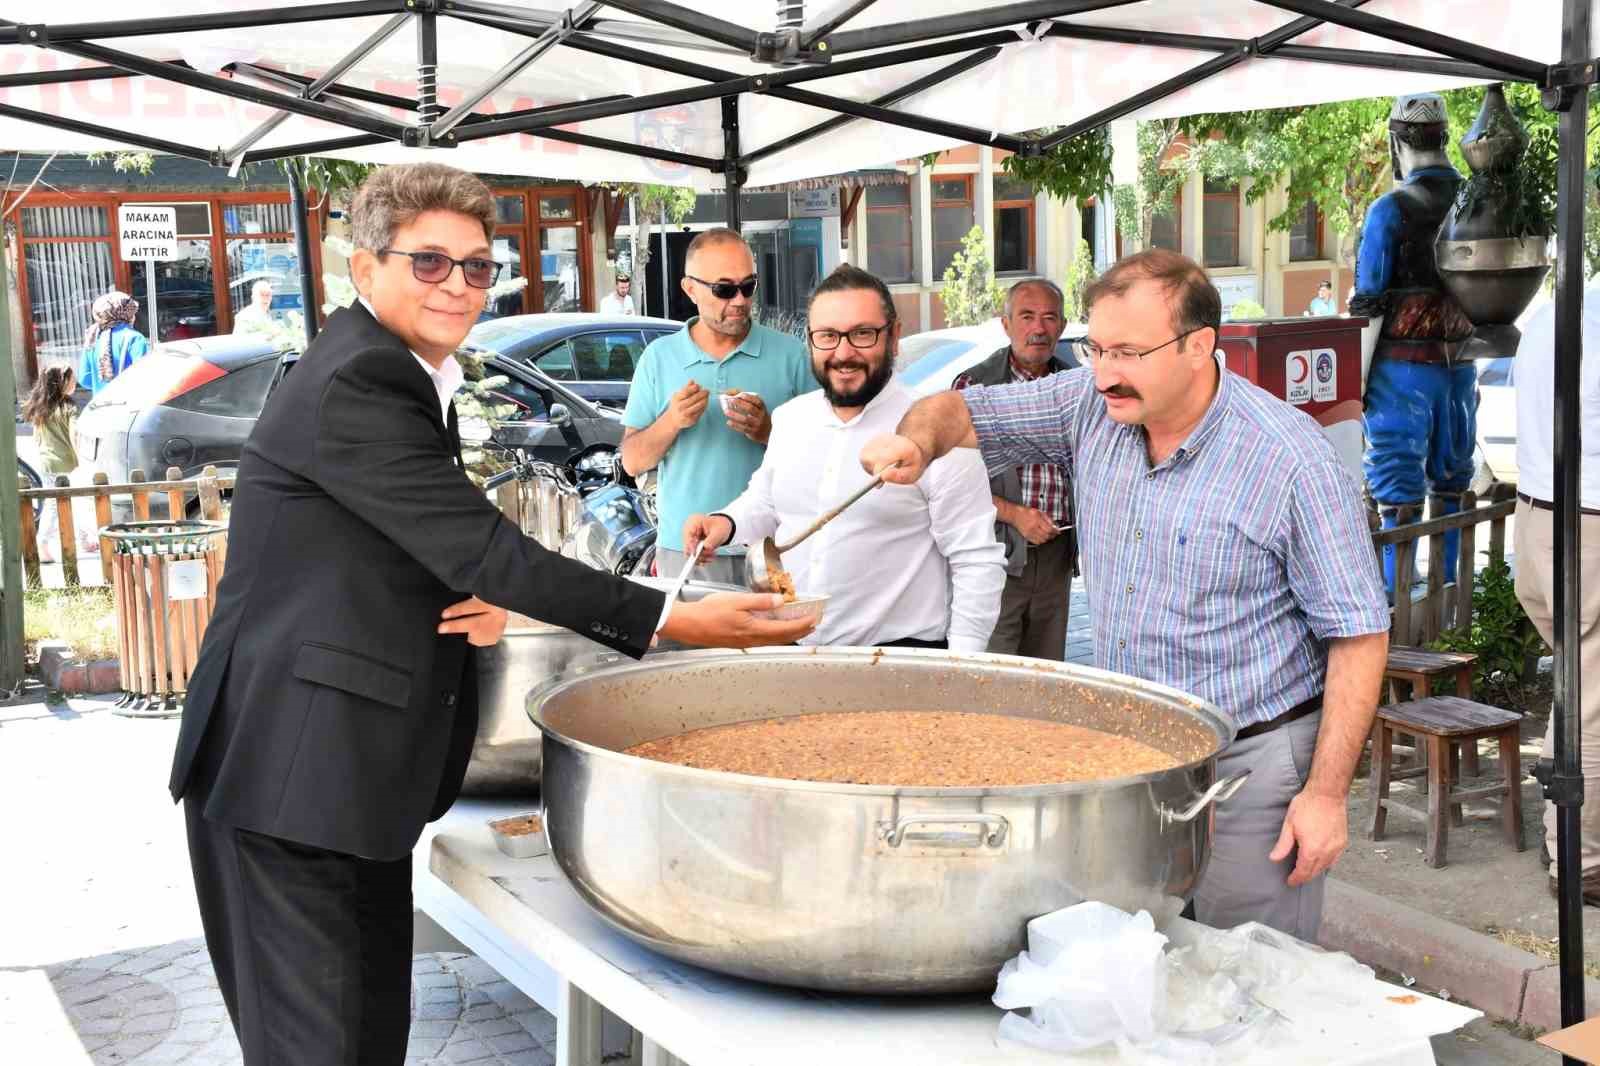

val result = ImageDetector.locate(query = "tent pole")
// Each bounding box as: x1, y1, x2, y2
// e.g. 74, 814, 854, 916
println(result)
37, 38, 409, 140
579, 0, 759, 53
0, 101, 214, 163
287, 166, 319, 347
1254, 0, 1546, 81
444, 0, 746, 56
800, 0, 876, 49
742, 47, 1001, 165
0, 221, 23, 690
1543, 0, 1592, 1047
723, 97, 743, 232
224, 13, 411, 166
1035, 0, 1375, 153
429, 1, 605, 142
0, 1, 405, 46
817, 0, 1136, 54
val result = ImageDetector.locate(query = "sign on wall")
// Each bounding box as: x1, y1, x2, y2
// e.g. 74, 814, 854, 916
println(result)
117, 205, 177, 261
789, 187, 840, 218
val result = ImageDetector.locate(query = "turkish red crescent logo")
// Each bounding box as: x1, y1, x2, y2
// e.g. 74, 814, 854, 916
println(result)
1290, 354, 1310, 384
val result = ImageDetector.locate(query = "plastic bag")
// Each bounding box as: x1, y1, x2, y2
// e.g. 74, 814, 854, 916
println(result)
993, 902, 1169, 1053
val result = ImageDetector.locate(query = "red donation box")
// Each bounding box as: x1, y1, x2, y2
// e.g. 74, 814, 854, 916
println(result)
1217, 316, 1367, 480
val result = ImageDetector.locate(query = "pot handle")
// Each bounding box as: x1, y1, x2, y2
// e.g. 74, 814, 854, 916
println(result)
878, 813, 1009, 849
1161, 771, 1251, 826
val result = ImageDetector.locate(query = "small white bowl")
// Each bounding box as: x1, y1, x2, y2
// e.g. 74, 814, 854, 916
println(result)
719, 390, 760, 416
754, 593, 829, 625
487, 813, 548, 859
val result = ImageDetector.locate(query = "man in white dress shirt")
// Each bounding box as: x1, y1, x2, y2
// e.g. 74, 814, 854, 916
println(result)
599, 271, 636, 316
684, 265, 1005, 650
1514, 286, 1600, 902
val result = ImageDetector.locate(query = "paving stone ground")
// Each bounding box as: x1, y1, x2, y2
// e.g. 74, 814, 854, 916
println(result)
10, 942, 560, 1065
0, 688, 569, 1065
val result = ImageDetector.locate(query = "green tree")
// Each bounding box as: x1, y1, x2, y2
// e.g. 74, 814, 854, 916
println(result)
604, 183, 697, 279
1062, 237, 1097, 323
1006, 88, 1600, 276
938, 225, 1005, 326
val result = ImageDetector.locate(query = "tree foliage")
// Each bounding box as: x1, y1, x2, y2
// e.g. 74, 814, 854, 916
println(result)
1009, 85, 1600, 274
938, 225, 1005, 326
604, 182, 698, 278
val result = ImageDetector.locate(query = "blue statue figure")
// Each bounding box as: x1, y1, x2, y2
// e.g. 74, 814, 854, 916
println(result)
1351, 93, 1477, 598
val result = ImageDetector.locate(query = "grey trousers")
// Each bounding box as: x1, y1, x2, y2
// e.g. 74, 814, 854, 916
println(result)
1514, 502, 1600, 876
1193, 711, 1326, 942
986, 534, 1073, 660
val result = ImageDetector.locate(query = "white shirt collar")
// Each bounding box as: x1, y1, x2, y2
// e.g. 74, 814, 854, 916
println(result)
356, 296, 462, 421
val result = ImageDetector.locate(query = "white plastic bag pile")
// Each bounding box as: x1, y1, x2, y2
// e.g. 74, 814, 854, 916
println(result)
992, 902, 1377, 1064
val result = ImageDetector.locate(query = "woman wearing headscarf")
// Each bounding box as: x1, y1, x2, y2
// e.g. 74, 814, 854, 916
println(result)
77, 290, 150, 395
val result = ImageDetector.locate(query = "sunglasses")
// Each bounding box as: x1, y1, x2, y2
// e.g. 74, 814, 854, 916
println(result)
380, 248, 503, 289
687, 275, 757, 300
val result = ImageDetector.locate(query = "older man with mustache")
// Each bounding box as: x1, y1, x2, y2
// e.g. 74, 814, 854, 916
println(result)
861, 249, 1389, 942
953, 279, 1079, 660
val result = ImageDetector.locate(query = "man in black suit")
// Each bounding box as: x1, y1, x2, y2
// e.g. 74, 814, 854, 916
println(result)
168, 163, 812, 1066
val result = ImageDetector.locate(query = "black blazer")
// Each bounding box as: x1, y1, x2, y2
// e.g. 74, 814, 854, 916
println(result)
169, 303, 665, 860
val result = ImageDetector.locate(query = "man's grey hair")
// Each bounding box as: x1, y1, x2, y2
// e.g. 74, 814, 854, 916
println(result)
1003, 278, 1065, 319
350, 163, 495, 253
252, 280, 273, 297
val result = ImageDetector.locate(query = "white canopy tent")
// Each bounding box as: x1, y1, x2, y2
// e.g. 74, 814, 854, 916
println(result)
0, 1, 1594, 1050
0, 1, 1578, 192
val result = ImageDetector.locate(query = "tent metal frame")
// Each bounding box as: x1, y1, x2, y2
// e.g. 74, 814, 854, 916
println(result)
0, 0, 1595, 1050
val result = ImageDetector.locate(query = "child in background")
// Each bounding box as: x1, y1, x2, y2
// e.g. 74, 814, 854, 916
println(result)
22, 364, 79, 563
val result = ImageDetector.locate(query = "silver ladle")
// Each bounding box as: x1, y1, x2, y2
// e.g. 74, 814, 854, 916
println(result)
744, 463, 901, 594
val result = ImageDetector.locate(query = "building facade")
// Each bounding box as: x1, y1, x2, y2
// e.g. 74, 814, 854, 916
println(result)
2, 154, 610, 385
837, 145, 1344, 333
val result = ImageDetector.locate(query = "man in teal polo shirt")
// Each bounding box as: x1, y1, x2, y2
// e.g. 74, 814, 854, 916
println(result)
622, 228, 815, 583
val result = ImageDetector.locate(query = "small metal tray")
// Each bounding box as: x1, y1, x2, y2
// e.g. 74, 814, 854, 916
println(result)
487, 813, 547, 859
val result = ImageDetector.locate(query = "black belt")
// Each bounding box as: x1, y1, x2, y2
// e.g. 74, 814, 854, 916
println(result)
1235, 694, 1323, 742
1518, 492, 1600, 518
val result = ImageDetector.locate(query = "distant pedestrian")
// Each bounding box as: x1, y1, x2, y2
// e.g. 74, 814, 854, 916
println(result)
1307, 281, 1336, 317
600, 271, 636, 316
78, 291, 149, 395
22, 363, 79, 563
233, 280, 276, 334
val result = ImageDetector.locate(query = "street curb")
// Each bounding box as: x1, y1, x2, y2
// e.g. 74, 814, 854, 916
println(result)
1320, 876, 1594, 1030
36, 640, 120, 695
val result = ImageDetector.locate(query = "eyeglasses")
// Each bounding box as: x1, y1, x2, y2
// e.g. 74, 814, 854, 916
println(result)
380, 248, 502, 289
809, 324, 892, 351
1075, 326, 1206, 364
687, 275, 757, 300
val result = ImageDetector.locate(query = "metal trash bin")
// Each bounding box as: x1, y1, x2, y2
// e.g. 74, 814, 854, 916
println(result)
103, 520, 227, 717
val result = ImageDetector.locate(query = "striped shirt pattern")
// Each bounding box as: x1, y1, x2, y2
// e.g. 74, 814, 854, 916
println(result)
963, 364, 1389, 728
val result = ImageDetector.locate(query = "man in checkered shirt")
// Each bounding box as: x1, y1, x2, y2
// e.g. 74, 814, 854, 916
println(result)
953, 279, 1078, 660
862, 249, 1390, 941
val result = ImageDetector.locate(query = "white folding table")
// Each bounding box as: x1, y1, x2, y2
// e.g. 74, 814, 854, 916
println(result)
414, 799, 1477, 1066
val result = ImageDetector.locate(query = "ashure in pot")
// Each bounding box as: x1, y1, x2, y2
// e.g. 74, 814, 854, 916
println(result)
530, 647, 1247, 994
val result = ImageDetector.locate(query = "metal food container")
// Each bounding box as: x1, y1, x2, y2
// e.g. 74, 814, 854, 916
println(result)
487, 813, 549, 859
460, 578, 742, 795
530, 647, 1247, 994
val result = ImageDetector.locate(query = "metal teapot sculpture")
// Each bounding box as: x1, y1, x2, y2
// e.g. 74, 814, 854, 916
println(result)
1434, 84, 1552, 352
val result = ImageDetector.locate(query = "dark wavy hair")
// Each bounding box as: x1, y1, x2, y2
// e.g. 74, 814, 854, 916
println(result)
807, 263, 897, 325
23, 364, 75, 427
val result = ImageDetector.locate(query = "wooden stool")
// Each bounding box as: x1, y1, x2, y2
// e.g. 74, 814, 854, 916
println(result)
1383, 647, 1480, 776
1367, 695, 1524, 868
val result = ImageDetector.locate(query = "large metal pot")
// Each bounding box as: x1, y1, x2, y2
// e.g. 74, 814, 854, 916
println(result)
531, 647, 1246, 994
459, 578, 739, 795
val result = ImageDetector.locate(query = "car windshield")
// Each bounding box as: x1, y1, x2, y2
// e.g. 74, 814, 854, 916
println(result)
468, 319, 537, 350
